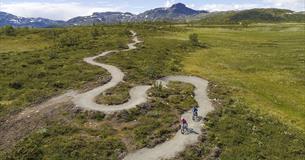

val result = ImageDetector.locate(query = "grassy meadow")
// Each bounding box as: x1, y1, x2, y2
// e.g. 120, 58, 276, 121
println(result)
166, 23, 305, 130
0, 26, 130, 118
1, 23, 305, 159
0, 24, 199, 159
170, 23, 305, 159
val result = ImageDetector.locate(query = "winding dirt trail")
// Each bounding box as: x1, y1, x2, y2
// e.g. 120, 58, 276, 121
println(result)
124, 76, 213, 160
73, 31, 151, 113
73, 31, 214, 160
1, 31, 213, 159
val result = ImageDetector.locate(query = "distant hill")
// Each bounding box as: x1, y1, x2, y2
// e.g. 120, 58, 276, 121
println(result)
67, 12, 134, 25
67, 3, 208, 25
0, 4, 304, 27
296, 11, 305, 14
0, 3, 208, 27
193, 8, 305, 24
134, 3, 208, 21
0, 11, 64, 27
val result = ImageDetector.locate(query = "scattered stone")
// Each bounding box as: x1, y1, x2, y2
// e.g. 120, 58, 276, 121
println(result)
147, 137, 164, 148
118, 151, 127, 159
115, 110, 131, 122
71, 106, 82, 114
211, 146, 222, 158
101, 76, 112, 84
86, 111, 106, 120
137, 103, 152, 113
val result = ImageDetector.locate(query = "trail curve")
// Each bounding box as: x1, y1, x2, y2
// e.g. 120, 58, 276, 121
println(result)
73, 31, 151, 114
72, 31, 214, 160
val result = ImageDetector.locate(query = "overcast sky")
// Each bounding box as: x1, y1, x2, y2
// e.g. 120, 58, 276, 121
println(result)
0, 0, 304, 20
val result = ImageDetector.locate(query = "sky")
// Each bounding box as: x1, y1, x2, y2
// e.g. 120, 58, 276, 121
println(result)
0, 0, 304, 20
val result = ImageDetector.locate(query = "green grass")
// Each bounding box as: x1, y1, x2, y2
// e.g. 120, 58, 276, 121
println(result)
1, 23, 305, 159
0, 80, 197, 159
126, 82, 197, 148
174, 82, 305, 160
96, 82, 131, 105
0, 24, 199, 158
1, 121, 126, 160
166, 24, 305, 130
93, 25, 198, 148
0, 33, 51, 53
0, 26, 129, 118
193, 9, 305, 25
94, 26, 189, 104
165, 23, 305, 159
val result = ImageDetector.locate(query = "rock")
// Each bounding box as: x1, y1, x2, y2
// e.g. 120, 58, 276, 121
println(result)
198, 134, 207, 142
203, 117, 209, 121
211, 146, 222, 158
137, 103, 152, 113
118, 151, 127, 160
105, 92, 112, 96
104, 113, 114, 120
115, 110, 131, 122
71, 106, 82, 114
147, 137, 164, 148
87, 111, 106, 120
101, 76, 111, 85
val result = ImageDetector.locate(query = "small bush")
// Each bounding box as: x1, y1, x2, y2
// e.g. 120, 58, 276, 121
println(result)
1, 25, 16, 36
189, 33, 207, 48
119, 29, 132, 37
189, 33, 200, 46
145, 66, 162, 79
0, 103, 4, 113
52, 81, 65, 89
9, 81, 23, 89
151, 82, 168, 98
28, 59, 44, 65
48, 52, 59, 60
91, 25, 105, 39
43, 30, 60, 40
117, 40, 129, 49
56, 32, 80, 48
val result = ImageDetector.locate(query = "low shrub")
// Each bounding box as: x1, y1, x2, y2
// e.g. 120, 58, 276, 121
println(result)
1, 25, 16, 36
8, 81, 23, 90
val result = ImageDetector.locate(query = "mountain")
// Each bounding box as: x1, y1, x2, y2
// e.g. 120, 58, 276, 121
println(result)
193, 8, 305, 24
0, 11, 65, 28
67, 12, 134, 25
67, 3, 208, 25
296, 11, 305, 14
1, 3, 304, 27
134, 3, 208, 21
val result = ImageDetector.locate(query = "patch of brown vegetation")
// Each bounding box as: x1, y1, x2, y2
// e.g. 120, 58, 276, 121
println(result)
0, 91, 77, 151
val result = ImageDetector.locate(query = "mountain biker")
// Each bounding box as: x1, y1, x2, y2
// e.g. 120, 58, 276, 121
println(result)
192, 105, 198, 117
181, 117, 188, 130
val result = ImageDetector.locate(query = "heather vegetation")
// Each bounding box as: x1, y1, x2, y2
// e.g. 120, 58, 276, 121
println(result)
171, 23, 305, 159
0, 25, 129, 118
193, 8, 305, 25
1, 23, 305, 159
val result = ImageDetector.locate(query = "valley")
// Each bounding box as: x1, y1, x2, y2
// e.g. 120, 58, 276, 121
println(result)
0, 2, 305, 160
0, 23, 304, 159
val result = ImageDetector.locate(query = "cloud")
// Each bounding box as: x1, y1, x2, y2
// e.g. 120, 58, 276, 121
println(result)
198, 4, 261, 12
0, 2, 121, 20
198, 0, 304, 12
261, 0, 305, 10
262, 0, 304, 4
186, 4, 195, 8
0, 0, 303, 21
164, 0, 175, 7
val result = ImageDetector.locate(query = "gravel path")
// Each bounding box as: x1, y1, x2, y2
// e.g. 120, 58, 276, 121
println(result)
73, 31, 151, 113
1, 31, 214, 158
73, 31, 214, 160
124, 76, 213, 160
